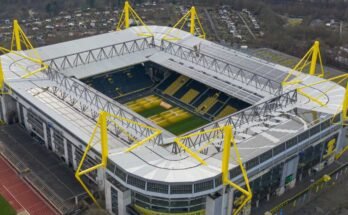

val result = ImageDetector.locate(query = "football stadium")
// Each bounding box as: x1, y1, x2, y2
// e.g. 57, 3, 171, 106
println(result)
0, 2, 347, 215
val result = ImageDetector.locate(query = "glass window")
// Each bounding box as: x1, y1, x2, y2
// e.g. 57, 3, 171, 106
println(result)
214, 175, 222, 187
230, 167, 241, 178
246, 157, 259, 170
127, 175, 146, 189
286, 137, 297, 149
111, 187, 118, 214
309, 125, 320, 136
194, 180, 214, 193
298, 131, 309, 142
170, 201, 189, 207
273, 143, 285, 156
170, 184, 192, 194
260, 150, 272, 163
147, 182, 168, 194
321, 119, 331, 130
115, 166, 127, 181
107, 160, 116, 173
135, 193, 150, 203
151, 198, 169, 207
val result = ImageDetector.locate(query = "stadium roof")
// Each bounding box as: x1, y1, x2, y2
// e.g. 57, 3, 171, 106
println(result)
0, 26, 345, 194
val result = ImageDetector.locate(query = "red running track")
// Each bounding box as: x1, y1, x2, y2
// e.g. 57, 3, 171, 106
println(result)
0, 156, 57, 215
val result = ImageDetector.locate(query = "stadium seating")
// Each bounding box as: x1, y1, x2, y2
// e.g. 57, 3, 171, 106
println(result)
180, 89, 199, 104
153, 72, 252, 120
207, 101, 224, 115
215, 105, 238, 119
163, 75, 190, 96
156, 73, 180, 91
172, 80, 192, 99
82, 65, 153, 99
85, 68, 251, 123
196, 93, 219, 114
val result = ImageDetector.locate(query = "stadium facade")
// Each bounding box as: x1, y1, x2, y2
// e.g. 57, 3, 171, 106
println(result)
0, 26, 347, 215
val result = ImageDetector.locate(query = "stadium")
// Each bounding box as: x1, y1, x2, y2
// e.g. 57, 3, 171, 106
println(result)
0, 2, 347, 215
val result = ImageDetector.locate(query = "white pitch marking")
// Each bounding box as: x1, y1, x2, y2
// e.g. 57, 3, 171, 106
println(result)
3, 185, 26, 212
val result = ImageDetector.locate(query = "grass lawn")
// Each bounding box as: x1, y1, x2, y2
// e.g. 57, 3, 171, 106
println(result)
133, 96, 209, 135
164, 115, 209, 135
0, 195, 16, 215
138, 105, 167, 118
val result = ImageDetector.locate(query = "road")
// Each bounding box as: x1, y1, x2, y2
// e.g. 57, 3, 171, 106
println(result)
238, 12, 256, 40
203, 8, 222, 42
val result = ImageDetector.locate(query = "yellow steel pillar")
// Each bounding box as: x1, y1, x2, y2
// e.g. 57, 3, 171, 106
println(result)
342, 82, 348, 122
0, 59, 4, 90
13, 20, 22, 51
221, 125, 252, 215
222, 125, 232, 184
99, 111, 108, 167
190, 7, 196, 36
163, 5, 206, 40
116, 0, 151, 35
124, 1, 130, 29
75, 120, 103, 208
309, 41, 319, 76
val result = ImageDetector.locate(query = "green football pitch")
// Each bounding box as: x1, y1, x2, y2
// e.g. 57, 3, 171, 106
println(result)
138, 106, 167, 118
164, 115, 208, 135
0, 195, 16, 215
136, 102, 209, 135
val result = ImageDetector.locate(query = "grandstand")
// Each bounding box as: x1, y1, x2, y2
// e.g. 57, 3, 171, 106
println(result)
81, 65, 249, 135
0, 17, 347, 215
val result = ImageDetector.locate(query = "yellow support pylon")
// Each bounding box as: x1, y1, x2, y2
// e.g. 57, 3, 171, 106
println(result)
163, 6, 206, 41
75, 111, 161, 207
309, 41, 320, 76
342, 82, 348, 122
99, 111, 108, 167
0, 46, 47, 79
222, 125, 252, 215
116, 1, 152, 36
0, 59, 4, 91
175, 125, 252, 214
75, 117, 103, 207
7, 19, 48, 78
11, 19, 35, 51
295, 73, 348, 110
13, 20, 22, 51
282, 40, 325, 86
190, 7, 198, 36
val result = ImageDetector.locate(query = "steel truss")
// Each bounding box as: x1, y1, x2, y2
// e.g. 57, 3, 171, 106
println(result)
160, 40, 283, 96
44, 67, 164, 145
44, 37, 155, 71
172, 89, 298, 154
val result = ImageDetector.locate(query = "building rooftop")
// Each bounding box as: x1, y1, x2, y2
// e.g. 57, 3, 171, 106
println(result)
0, 26, 345, 195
